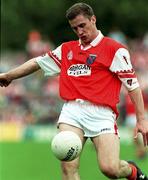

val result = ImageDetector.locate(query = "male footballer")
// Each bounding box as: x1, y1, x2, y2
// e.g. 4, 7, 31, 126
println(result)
0, 3, 148, 180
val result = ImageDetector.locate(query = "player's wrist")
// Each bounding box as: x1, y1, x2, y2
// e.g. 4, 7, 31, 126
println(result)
136, 116, 145, 123
6, 72, 13, 82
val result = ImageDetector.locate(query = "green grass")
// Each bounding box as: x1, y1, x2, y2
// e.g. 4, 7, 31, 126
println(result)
0, 141, 147, 180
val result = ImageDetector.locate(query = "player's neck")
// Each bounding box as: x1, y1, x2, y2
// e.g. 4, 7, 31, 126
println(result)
81, 30, 99, 47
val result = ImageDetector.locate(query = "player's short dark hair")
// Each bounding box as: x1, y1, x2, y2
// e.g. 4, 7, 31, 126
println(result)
66, 3, 94, 20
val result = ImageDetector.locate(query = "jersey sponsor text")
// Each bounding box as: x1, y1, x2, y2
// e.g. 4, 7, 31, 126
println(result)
67, 64, 91, 77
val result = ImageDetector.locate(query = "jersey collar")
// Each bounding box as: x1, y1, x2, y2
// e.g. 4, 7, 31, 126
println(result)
79, 30, 104, 50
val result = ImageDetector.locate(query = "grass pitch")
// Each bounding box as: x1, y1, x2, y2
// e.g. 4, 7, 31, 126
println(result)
0, 141, 147, 180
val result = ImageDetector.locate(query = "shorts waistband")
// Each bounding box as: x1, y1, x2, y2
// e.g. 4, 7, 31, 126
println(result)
67, 99, 114, 112
75, 99, 90, 104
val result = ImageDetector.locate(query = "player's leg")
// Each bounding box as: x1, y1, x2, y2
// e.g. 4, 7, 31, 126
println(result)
92, 133, 133, 179
92, 133, 148, 179
59, 123, 87, 180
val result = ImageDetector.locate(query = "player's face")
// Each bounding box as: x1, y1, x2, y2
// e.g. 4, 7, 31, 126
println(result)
69, 14, 98, 46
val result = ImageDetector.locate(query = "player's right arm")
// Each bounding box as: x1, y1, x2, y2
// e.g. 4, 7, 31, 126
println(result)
0, 58, 40, 87
0, 45, 62, 87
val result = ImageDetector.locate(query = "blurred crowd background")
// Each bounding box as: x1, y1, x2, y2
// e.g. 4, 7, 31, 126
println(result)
0, 0, 148, 141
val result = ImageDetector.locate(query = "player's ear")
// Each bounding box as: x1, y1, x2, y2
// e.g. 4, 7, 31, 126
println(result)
91, 15, 96, 24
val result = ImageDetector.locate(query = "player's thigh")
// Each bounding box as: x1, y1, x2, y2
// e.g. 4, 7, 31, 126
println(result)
92, 133, 120, 169
59, 123, 87, 145
59, 123, 87, 171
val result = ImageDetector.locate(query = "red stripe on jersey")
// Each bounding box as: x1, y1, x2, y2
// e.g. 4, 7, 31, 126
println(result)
118, 73, 137, 78
116, 69, 136, 78
116, 69, 134, 74
48, 51, 61, 68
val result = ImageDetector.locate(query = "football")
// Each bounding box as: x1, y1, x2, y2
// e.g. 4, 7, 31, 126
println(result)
51, 131, 82, 161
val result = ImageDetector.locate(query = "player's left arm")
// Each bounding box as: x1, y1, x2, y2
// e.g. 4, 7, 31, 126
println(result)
110, 47, 148, 146
128, 87, 148, 146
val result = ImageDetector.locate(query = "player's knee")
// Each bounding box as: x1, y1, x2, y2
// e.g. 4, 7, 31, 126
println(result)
100, 161, 119, 178
61, 161, 79, 175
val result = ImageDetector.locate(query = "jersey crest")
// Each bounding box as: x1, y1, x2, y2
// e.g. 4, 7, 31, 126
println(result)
86, 54, 97, 65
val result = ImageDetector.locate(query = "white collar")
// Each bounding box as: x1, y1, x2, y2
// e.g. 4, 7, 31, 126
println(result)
79, 30, 104, 50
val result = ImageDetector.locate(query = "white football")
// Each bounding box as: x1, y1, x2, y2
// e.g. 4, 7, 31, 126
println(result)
51, 131, 82, 161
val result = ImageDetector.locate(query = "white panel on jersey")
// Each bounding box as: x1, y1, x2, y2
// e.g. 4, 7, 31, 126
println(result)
36, 53, 60, 77
120, 77, 139, 91
110, 48, 139, 91
52, 45, 62, 60
110, 48, 132, 72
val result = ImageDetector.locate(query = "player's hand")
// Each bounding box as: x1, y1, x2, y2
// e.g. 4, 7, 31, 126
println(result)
0, 73, 12, 87
134, 120, 148, 146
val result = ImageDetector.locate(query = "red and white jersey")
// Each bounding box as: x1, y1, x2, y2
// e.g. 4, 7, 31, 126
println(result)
36, 31, 139, 115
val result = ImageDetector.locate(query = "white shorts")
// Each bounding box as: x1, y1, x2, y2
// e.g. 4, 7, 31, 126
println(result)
58, 100, 119, 137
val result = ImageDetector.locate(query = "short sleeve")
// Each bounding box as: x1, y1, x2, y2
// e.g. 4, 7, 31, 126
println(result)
36, 53, 61, 77
110, 48, 139, 91
36, 45, 62, 77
